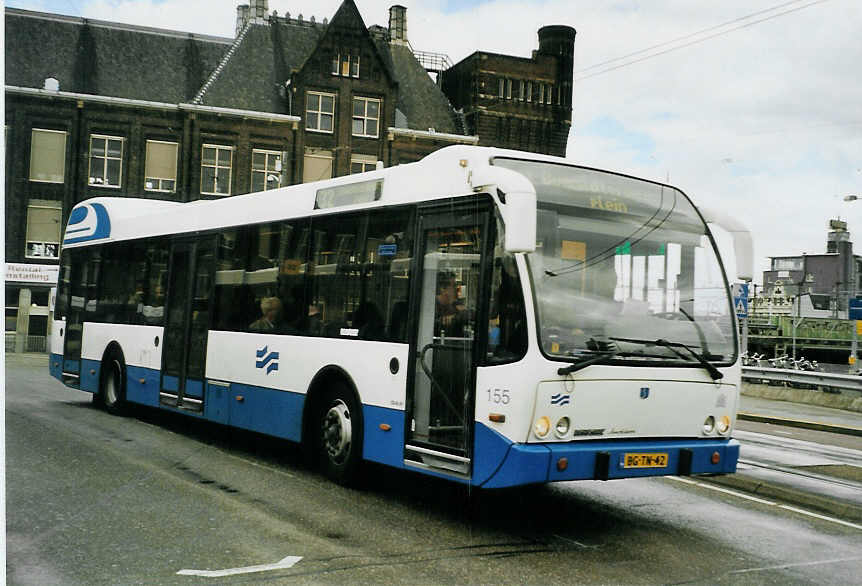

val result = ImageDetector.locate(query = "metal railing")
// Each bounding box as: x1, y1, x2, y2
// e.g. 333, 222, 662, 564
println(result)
742, 366, 862, 392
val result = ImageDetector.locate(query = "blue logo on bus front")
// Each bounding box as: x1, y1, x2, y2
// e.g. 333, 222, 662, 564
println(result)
550, 393, 570, 406
63, 202, 111, 244
255, 346, 279, 374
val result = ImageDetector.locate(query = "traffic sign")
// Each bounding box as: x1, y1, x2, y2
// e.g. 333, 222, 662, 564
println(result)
732, 283, 749, 318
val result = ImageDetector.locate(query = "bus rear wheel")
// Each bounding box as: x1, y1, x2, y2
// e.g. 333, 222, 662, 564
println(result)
100, 354, 127, 416
317, 384, 362, 485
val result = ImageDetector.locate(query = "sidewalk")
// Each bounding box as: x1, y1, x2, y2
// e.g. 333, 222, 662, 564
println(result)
739, 394, 862, 436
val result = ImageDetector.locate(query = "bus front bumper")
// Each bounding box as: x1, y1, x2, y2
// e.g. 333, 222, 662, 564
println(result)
474, 424, 740, 488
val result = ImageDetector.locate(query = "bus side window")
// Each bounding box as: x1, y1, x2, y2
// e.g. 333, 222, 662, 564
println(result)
364, 207, 413, 342
487, 232, 527, 364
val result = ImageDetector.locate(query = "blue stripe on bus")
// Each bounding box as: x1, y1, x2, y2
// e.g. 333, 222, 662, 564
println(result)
50, 353, 63, 380
126, 365, 160, 407
80, 359, 100, 393
162, 375, 179, 392
221, 382, 305, 440
474, 422, 740, 488
185, 379, 204, 399
361, 405, 406, 468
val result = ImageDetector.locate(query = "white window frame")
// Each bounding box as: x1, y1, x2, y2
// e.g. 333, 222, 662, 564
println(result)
88, 134, 124, 188
306, 91, 336, 134
251, 148, 283, 192
24, 200, 62, 260
519, 80, 525, 102
352, 97, 381, 138
527, 82, 532, 103
350, 155, 377, 174
200, 144, 234, 196
498, 78, 505, 98
505, 79, 512, 100
29, 128, 67, 184
144, 139, 178, 193
539, 84, 545, 104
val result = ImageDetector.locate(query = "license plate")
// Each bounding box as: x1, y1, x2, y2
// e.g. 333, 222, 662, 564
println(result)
623, 452, 668, 468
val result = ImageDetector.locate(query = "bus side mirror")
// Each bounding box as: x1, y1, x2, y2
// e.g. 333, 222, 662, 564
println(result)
500, 189, 537, 253
470, 166, 537, 254
700, 206, 754, 282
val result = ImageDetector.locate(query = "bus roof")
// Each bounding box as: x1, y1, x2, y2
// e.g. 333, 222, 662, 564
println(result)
61, 145, 559, 248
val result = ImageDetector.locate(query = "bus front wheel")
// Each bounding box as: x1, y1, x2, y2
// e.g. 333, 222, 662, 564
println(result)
100, 353, 127, 416
317, 384, 363, 485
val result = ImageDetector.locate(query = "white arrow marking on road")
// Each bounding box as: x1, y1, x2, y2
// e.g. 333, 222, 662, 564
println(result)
177, 555, 302, 578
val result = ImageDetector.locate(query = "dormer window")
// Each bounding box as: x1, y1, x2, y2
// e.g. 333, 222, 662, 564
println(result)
332, 52, 360, 78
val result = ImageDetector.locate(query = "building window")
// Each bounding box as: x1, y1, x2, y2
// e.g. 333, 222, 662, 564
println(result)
306, 91, 335, 133
546, 85, 554, 105
201, 144, 233, 196
519, 80, 525, 101
498, 78, 505, 98
350, 155, 377, 174
303, 149, 333, 183
332, 53, 360, 78
144, 140, 178, 192
505, 79, 512, 100
352, 97, 380, 138
29, 129, 67, 183
88, 135, 124, 187
527, 82, 532, 103
251, 149, 282, 192
25, 200, 61, 259
539, 84, 545, 104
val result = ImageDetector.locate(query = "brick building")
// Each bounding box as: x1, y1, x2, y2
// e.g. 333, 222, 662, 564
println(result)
4, 0, 576, 351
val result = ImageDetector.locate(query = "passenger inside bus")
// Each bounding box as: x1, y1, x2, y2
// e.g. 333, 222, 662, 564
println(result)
434, 272, 470, 338
249, 297, 284, 331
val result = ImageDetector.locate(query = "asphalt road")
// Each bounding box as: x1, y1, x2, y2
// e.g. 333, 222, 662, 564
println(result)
6, 353, 862, 585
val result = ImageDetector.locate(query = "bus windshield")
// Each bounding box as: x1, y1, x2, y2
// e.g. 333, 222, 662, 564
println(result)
494, 158, 735, 364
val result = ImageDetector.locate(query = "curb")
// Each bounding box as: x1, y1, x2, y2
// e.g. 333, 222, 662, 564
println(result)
737, 412, 862, 437
701, 471, 862, 523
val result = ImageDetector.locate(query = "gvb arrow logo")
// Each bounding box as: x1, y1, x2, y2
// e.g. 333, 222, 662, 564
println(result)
255, 346, 279, 374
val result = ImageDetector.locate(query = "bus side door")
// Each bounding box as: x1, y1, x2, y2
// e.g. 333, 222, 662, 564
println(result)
405, 203, 492, 476
160, 239, 215, 411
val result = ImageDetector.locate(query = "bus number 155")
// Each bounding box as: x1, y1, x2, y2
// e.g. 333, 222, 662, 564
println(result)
487, 388, 511, 404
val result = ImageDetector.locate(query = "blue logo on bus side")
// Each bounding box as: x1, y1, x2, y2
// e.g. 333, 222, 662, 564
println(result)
255, 346, 279, 375
63, 203, 111, 244
640, 387, 650, 399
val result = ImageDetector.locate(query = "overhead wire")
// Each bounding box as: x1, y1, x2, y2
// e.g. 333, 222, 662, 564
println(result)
574, 0, 831, 82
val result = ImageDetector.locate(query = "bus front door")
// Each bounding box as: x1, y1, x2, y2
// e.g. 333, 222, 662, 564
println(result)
405, 206, 489, 477
160, 239, 215, 412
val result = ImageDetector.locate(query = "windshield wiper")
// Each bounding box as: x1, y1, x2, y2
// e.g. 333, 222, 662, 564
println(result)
609, 336, 724, 380
557, 351, 619, 376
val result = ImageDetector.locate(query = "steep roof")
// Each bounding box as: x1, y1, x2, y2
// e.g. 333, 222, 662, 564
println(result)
388, 43, 459, 134
4, 8, 229, 103
5, 4, 465, 135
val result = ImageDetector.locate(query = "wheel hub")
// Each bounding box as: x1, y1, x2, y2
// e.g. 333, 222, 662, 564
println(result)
322, 400, 352, 464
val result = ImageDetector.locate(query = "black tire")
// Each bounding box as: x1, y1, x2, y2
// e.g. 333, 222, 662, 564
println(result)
100, 352, 127, 416
316, 383, 363, 485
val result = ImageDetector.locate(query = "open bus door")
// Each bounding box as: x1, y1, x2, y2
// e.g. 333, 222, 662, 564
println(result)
160, 239, 215, 412
405, 204, 491, 477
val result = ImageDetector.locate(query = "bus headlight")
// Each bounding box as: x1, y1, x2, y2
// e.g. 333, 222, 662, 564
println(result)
534, 416, 551, 438
702, 416, 715, 434
555, 416, 571, 438
716, 415, 731, 435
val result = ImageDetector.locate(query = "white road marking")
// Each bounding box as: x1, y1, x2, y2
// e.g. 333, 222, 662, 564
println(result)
177, 555, 302, 577
667, 476, 862, 530
728, 556, 862, 574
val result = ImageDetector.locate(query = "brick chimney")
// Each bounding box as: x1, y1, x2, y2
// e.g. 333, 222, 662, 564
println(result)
236, 0, 268, 35
389, 5, 407, 45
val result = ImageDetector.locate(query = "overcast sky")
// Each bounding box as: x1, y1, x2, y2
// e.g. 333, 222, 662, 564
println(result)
7, 0, 861, 284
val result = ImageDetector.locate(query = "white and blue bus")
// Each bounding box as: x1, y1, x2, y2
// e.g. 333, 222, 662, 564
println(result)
50, 146, 752, 488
